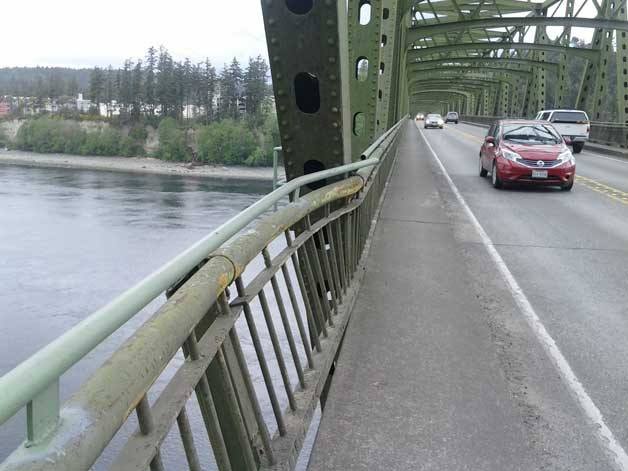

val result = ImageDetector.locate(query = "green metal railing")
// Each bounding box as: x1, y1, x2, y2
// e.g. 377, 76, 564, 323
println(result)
0, 118, 406, 470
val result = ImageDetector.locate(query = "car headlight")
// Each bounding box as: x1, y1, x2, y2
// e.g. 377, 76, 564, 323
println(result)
500, 149, 521, 161
438, 119, 444, 125
557, 149, 575, 165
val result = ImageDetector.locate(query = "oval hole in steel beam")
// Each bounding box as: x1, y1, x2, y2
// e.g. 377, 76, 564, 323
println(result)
294, 72, 321, 114
285, 0, 313, 15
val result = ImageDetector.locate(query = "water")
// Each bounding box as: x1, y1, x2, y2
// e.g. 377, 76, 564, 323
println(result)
0, 164, 272, 461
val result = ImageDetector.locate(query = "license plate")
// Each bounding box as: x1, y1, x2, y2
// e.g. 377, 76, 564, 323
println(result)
532, 170, 548, 179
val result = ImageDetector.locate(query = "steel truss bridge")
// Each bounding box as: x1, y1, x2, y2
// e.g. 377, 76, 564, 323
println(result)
1, 0, 628, 470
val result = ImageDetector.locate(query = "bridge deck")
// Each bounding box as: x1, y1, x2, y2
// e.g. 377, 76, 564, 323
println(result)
307, 122, 606, 470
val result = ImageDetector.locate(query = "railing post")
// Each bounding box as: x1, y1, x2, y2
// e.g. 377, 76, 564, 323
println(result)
26, 380, 59, 447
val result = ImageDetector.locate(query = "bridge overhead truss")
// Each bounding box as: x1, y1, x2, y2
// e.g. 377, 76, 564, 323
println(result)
261, 0, 628, 173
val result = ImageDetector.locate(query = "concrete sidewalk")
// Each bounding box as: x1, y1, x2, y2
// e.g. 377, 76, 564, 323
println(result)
306, 122, 605, 470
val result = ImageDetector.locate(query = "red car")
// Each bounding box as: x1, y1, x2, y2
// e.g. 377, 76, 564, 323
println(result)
479, 120, 576, 191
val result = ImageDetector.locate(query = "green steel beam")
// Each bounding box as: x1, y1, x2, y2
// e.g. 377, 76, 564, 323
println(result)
408, 65, 532, 81
376, 0, 403, 133
556, 0, 575, 107
407, 42, 597, 61
348, 0, 384, 159
407, 56, 558, 72
407, 17, 628, 43
261, 0, 352, 183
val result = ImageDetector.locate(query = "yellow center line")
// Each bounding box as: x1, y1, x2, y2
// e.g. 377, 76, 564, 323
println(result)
442, 125, 628, 206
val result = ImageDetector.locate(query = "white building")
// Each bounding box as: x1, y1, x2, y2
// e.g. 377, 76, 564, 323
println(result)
76, 93, 92, 113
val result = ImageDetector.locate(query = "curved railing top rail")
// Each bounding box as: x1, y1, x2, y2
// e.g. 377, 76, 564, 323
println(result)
0, 118, 406, 431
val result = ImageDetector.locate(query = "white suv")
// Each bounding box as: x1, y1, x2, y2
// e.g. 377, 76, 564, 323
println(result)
534, 109, 590, 153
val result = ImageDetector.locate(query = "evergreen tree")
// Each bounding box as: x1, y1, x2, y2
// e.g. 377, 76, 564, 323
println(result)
119, 60, 134, 114
66, 76, 79, 97
219, 58, 243, 120
104, 66, 116, 117
200, 59, 217, 123
157, 47, 175, 118
144, 46, 157, 116
131, 60, 143, 120
244, 55, 269, 120
89, 67, 105, 110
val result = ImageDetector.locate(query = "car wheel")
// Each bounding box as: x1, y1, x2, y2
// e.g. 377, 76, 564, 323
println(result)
492, 161, 503, 188
572, 142, 584, 154
562, 178, 574, 191
455, 121, 459, 124
479, 155, 488, 177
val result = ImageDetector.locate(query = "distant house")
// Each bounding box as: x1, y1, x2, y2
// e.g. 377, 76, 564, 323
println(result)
0, 100, 10, 117
76, 93, 92, 113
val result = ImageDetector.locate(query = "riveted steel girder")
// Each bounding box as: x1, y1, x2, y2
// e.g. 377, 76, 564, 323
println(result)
348, 0, 384, 159
261, 0, 352, 184
376, 0, 403, 133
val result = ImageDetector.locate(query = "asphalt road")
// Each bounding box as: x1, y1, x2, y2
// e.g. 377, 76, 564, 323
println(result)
420, 122, 628, 468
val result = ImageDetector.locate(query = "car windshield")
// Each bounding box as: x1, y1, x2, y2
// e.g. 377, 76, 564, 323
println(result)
447, 112, 457, 117
551, 111, 588, 123
427, 114, 441, 119
502, 124, 562, 145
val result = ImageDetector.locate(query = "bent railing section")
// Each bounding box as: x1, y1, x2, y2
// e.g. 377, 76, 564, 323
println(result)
0, 118, 406, 471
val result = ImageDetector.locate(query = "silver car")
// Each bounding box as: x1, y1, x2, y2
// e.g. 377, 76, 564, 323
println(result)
424, 113, 444, 129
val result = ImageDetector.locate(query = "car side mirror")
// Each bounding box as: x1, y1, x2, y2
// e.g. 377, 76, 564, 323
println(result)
485, 136, 495, 146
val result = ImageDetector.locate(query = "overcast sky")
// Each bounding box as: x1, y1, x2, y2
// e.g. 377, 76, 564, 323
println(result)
1, 0, 269, 69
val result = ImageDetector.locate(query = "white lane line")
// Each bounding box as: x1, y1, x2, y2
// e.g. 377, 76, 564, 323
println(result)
418, 126, 628, 471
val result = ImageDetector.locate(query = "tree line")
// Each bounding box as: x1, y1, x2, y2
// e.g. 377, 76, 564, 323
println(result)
88, 46, 271, 124
0, 67, 89, 100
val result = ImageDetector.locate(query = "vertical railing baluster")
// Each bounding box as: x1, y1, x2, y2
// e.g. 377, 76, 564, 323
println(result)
235, 277, 287, 436
279, 262, 315, 369
186, 334, 233, 471
262, 248, 306, 389
215, 347, 257, 471
346, 208, 354, 278
258, 288, 298, 411
334, 217, 348, 293
285, 230, 323, 352
304, 217, 334, 327
298, 242, 329, 338
305, 235, 334, 327
135, 395, 166, 471
314, 229, 339, 315
218, 293, 274, 464
323, 206, 343, 305
177, 406, 202, 471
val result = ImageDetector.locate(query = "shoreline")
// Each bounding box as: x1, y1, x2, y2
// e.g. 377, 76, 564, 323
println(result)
0, 150, 283, 182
